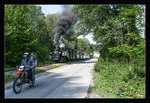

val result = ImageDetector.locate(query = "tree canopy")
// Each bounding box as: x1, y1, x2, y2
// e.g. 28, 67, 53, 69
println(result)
5, 5, 59, 66
73, 4, 145, 60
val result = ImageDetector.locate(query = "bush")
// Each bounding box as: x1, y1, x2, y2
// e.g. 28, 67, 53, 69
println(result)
94, 57, 104, 72
133, 60, 145, 78
94, 57, 145, 98
108, 38, 145, 61
37, 46, 52, 65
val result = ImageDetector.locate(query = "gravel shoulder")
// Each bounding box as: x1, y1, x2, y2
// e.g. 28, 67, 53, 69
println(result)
86, 69, 101, 98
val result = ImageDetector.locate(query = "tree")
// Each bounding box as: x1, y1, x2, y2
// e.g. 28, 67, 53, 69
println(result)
5, 5, 35, 66
73, 4, 145, 60
45, 13, 59, 50
5, 5, 58, 66
77, 38, 92, 54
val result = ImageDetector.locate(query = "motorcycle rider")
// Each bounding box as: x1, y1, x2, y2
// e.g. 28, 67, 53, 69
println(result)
29, 52, 37, 87
21, 52, 32, 82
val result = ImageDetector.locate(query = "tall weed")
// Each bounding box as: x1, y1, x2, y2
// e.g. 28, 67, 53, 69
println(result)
94, 57, 145, 98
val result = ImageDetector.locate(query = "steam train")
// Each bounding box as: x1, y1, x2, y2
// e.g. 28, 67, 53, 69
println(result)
50, 47, 90, 63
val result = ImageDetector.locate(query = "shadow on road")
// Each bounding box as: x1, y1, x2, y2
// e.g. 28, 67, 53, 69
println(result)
6, 69, 89, 98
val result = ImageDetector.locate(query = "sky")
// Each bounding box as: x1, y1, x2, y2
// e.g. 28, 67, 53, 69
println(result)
40, 5, 62, 16
39, 5, 96, 44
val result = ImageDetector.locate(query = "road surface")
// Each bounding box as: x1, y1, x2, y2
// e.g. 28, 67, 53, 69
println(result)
5, 59, 97, 98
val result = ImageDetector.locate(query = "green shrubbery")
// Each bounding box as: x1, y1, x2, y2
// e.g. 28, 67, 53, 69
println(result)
5, 5, 56, 68
5, 75, 17, 82
94, 38, 145, 98
108, 38, 145, 61
94, 57, 145, 98
36, 47, 51, 65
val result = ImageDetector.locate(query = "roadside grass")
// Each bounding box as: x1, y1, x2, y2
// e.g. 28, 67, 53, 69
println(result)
5, 58, 91, 71
5, 59, 90, 83
38, 59, 53, 67
5, 64, 15, 71
5, 63, 66, 83
93, 57, 145, 98
5, 68, 15, 71
5, 75, 17, 83
35, 64, 66, 74
5, 60, 52, 71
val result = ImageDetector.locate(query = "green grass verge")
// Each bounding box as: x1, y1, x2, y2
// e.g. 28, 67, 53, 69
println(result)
5, 64, 66, 83
93, 57, 145, 98
5, 59, 88, 83
5, 68, 12, 71
38, 59, 52, 66
5, 75, 17, 83
35, 64, 66, 74
5, 64, 14, 71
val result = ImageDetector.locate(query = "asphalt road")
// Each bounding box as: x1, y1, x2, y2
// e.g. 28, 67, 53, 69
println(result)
5, 59, 97, 98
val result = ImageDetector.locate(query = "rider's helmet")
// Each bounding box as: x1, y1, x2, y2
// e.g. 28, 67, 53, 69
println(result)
23, 52, 29, 58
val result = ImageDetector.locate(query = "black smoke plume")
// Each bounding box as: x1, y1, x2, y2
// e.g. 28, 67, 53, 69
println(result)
53, 5, 78, 50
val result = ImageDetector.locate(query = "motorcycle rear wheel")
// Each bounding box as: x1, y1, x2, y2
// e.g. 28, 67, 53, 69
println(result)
13, 77, 22, 94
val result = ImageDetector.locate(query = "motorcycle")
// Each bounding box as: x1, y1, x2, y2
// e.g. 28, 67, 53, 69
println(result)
13, 65, 35, 94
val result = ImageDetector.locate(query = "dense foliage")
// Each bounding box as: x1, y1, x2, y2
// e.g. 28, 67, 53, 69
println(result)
5, 5, 35, 66
73, 5, 145, 60
5, 5, 57, 67
73, 4, 145, 98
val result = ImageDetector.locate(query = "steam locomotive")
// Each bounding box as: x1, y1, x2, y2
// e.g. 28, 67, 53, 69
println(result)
50, 47, 90, 63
